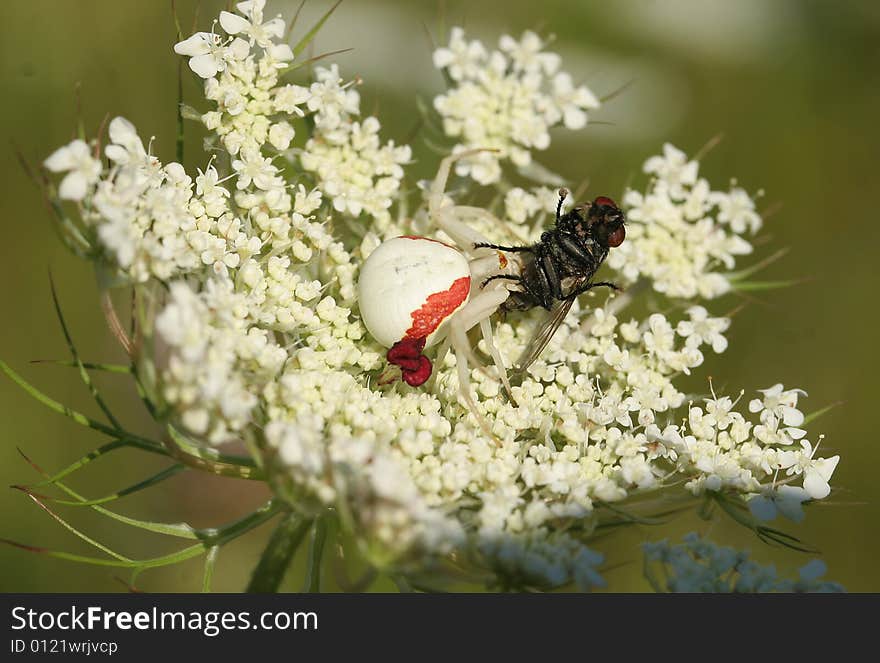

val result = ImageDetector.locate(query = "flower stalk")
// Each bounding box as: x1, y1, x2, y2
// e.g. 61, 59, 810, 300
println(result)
247, 510, 315, 593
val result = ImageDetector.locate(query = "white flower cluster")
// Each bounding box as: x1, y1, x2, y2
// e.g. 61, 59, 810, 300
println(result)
179, 1, 410, 227
608, 143, 761, 298
261, 278, 837, 586
433, 28, 599, 185
300, 66, 411, 228
155, 280, 286, 443
504, 186, 561, 227
42, 4, 841, 591
643, 533, 844, 592
45, 118, 254, 282
263, 371, 464, 559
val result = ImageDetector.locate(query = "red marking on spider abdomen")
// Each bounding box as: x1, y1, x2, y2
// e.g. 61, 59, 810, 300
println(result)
404, 276, 470, 340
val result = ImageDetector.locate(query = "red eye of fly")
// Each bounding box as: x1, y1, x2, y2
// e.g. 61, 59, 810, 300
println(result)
607, 225, 626, 248
593, 196, 617, 208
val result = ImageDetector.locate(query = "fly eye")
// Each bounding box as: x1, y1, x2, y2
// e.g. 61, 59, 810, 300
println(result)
607, 225, 625, 248
593, 196, 617, 208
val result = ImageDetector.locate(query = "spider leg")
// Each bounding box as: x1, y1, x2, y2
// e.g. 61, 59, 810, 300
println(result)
434, 205, 494, 250
470, 253, 512, 283
449, 286, 510, 370
446, 287, 511, 438
479, 317, 516, 404
428, 150, 506, 254
449, 318, 495, 439
428, 149, 496, 218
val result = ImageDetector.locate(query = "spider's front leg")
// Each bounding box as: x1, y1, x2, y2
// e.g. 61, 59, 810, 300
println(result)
428, 149, 503, 254
447, 286, 516, 433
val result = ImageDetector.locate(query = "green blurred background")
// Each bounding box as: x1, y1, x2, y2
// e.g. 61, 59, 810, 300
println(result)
1, 0, 878, 592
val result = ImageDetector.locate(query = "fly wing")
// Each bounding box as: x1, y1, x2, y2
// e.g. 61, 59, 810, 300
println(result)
510, 294, 577, 382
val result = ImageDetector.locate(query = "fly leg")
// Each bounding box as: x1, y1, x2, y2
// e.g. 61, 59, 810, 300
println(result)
567, 280, 623, 298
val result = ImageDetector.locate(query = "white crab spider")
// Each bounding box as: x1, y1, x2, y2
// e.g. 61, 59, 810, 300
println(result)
357, 150, 520, 415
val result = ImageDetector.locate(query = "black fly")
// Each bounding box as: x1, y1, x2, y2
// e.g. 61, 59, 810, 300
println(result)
476, 189, 626, 379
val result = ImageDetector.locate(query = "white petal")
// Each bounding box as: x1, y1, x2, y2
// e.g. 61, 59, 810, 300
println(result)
58, 172, 88, 200
781, 405, 804, 427
432, 48, 454, 69
104, 144, 128, 164
711, 335, 728, 353
688, 305, 708, 321
776, 488, 807, 523
676, 321, 695, 337
748, 398, 762, 413
748, 495, 776, 522
263, 17, 286, 39
108, 116, 138, 145
219, 11, 250, 36
236, 0, 265, 15
574, 85, 600, 109
803, 470, 831, 500
499, 34, 517, 52
563, 107, 587, 130
44, 142, 80, 171
228, 38, 251, 60
189, 54, 222, 79
814, 455, 840, 482
173, 33, 211, 56
777, 449, 798, 469
269, 43, 294, 62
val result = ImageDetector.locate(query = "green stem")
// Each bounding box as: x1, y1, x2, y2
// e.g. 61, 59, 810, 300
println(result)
303, 516, 328, 593
203, 546, 219, 593
246, 511, 313, 593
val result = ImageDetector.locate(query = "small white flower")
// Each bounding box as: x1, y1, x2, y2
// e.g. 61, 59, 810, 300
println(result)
748, 383, 807, 428
504, 187, 542, 224
220, 0, 285, 48
274, 83, 311, 116
644, 143, 699, 199
499, 30, 560, 75
803, 455, 840, 500
268, 122, 295, 151
307, 65, 360, 131
44, 139, 101, 200
231, 148, 279, 190
105, 117, 148, 166
174, 31, 227, 79
778, 439, 840, 500
432, 27, 487, 81
676, 306, 730, 353
711, 187, 762, 234
550, 72, 599, 130
748, 484, 810, 523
